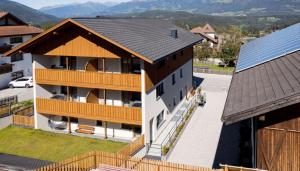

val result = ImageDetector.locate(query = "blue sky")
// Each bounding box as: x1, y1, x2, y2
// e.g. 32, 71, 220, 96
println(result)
11, 0, 131, 9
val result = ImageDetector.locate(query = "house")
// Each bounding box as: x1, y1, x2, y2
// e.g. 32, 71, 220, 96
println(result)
5, 18, 201, 143
0, 12, 42, 89
222, 23, 300, 171
191, 23, 222, 50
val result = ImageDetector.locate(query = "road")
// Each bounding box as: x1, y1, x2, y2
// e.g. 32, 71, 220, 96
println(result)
167, 73, 240, 168
0, 87, 33, 102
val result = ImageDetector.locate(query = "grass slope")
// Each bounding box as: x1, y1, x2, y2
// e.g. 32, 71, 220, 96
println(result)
0, 126, 126, 162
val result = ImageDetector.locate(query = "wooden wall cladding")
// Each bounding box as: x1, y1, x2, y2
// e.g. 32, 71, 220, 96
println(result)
144, 46, 193, 91
256, 103, 300, 171
32, 24, 131, 59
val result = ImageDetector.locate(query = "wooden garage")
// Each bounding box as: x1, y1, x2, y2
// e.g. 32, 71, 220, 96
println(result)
222, 23, 300, 171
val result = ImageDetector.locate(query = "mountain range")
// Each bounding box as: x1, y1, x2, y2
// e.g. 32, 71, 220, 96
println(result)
41, 0, 300, 18
0, 0, 58, 25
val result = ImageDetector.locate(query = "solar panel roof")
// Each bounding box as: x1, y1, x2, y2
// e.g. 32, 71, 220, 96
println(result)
236, 23, 300, 72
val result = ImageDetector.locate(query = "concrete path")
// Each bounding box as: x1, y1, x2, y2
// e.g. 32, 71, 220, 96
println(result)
167, 73, 239, 168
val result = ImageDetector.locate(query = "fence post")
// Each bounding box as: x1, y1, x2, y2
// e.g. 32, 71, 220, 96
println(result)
94, 151, 97, 169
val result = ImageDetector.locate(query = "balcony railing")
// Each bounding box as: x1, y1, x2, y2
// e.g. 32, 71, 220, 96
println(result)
36, 98, 142, 125
0, 63, 13, 74
35, 69, 141, 92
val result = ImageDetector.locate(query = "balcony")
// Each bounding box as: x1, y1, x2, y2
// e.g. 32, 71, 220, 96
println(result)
0, 63, 13, 75
36, 98, 142, 125
35, 69, 141, 92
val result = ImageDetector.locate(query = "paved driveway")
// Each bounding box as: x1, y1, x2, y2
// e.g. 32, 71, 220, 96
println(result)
167, 73, 240, 168
0, 87, 33, 102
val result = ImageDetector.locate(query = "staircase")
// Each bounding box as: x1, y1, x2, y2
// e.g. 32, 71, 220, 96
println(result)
145, 143, 162, 160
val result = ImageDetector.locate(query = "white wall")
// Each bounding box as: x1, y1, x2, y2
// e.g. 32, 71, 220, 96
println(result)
143, 59, 193, 144
0, 35, 34, 88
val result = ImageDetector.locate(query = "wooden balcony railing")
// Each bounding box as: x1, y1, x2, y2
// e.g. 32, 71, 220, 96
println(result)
35, 69, 141, 92
0, 63, 13, 75
36, 98, 142, 125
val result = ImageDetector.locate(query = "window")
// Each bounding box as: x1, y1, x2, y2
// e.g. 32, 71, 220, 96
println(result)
173, 97, 176, 107
10, 36, 23, 44
156, 82, 164, 98
172, 54, 176, 60
16, 78, 28, 82
11, 53, 23, 62
158, 59, 166, 69
156, 110, 164, 129
180, 90, 183, 101
180, 68, 183, 78
11, 70, 23, 80
96, 120, 102, 126
181, 50, 184, 56
172, 74, 176, 85
121, 124, 142, 134
70, 117, 78, 123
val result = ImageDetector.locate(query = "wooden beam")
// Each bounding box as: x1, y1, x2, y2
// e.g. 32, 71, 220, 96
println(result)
104, 121, 107, 139
68, 117, 71, 134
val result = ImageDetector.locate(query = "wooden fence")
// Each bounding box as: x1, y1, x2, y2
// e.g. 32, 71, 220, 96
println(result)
13, 106, 33, 116
118, 135, 145, 157
12, 115, 34, 127
0, 105, 10, 117
35, 151, 222, 171
221, 164, 267, 171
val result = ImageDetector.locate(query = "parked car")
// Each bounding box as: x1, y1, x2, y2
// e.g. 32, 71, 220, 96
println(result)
8, 77, 33, 88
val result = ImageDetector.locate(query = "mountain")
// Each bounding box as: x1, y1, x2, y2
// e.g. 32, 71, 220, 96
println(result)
0, 0, 59, 25
121, 10, 300, 30
40, 0, 300, 17
40, 2, 109, 18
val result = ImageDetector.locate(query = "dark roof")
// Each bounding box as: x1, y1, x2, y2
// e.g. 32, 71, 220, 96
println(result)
236, 23, 300, 72
222, 50, 300, 124
0, 11, 27, 25
73, 18, 201, 62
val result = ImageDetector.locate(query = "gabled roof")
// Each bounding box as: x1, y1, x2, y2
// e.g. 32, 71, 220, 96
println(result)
5, 18, 201, 63
202, 23, 215, 33
0, 25, 42, 37
236, 23, 300, 72
73, 18, 201, 62
222, 23, 300, 124
0, 12, 27, 25
191, 24, 217, 44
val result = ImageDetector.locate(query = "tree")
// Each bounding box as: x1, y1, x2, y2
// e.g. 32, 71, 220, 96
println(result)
194, 41, 213, 61
219, 25, 242, 67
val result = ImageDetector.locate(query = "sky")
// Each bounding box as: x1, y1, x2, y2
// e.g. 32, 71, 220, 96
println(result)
11, 0, 131, 9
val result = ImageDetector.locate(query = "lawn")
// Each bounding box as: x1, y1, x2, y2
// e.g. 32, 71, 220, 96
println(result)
193, 62, 235, 73
0, 126, 127, 162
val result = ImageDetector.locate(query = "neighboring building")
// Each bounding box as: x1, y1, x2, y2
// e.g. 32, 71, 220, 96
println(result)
191, 23, 223, 50
0, 12, 42, 89
6, 18, 201, 142
222, 23, 300, 171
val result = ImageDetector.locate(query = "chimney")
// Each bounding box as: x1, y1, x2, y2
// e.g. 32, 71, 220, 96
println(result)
171, 29, 178, 39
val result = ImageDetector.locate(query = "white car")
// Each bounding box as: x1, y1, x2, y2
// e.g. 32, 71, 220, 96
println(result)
8, 77, 33, 88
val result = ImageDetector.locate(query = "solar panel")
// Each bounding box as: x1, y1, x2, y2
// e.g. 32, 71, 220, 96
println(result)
236, 23, 300, 72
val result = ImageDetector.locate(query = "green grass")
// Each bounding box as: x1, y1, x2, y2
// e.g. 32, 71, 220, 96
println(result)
194, 62, 235, 72
0, 126, 127, 162
11, 99, 34, 112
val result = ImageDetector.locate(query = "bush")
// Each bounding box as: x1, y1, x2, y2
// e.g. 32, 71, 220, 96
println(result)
162, 145, 170, 155
11, 100, 33, 112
